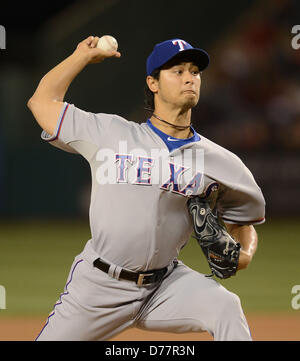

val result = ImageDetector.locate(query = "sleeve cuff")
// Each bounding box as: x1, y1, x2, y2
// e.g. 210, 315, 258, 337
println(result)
41, 103, 77, 154
42, 103, 69, 142
222, 216, 266, 225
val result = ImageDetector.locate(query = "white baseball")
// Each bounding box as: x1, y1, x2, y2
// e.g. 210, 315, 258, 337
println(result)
96, 35, 118, 52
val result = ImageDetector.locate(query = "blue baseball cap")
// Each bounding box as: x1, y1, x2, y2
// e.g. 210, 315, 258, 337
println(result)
146, 38, 210, 76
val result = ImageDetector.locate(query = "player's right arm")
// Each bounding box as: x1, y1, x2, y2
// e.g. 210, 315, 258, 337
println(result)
27, 36, 121, 136
225, 223, 258, 271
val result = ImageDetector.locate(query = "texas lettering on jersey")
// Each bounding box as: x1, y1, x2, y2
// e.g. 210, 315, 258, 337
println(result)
96, 146, 204, 197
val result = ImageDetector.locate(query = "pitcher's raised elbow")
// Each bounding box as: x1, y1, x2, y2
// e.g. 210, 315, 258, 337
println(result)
27, 97, 35, 110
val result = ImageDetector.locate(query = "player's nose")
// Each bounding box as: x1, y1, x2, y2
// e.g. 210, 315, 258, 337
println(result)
183, 71, 195, 84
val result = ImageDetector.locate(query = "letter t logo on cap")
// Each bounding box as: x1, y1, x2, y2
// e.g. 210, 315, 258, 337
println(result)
172, 39, 187, 51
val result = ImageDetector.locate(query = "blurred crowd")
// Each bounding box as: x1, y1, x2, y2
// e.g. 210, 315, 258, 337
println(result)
193, 0, 300, 151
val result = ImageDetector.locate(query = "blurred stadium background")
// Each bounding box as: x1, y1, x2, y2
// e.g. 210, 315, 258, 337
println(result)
0, 0, 300, 340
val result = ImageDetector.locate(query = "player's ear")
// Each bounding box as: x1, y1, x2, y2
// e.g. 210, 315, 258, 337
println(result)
146, 75, 159, 94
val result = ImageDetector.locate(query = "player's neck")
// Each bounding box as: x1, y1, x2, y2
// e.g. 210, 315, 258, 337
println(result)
150, 108, 192, 139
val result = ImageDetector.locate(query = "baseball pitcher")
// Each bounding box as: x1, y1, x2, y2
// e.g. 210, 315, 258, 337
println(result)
27, 36, 265, 341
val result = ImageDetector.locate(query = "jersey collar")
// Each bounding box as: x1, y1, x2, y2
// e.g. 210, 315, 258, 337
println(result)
146, 119, 200, 152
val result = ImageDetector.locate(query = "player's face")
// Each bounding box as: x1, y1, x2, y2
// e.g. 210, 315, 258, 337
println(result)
155, 62, 201, 110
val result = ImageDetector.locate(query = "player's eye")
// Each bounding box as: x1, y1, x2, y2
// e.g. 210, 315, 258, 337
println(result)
173, 67, 183, 74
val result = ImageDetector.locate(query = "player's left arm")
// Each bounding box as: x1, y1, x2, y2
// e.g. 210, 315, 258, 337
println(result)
225, 223, 258, 271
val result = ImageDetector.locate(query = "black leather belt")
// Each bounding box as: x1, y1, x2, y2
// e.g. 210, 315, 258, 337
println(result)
93, 258, 175, 286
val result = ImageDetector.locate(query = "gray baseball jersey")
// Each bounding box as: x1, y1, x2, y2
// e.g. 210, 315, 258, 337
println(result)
36, 102, 265, 341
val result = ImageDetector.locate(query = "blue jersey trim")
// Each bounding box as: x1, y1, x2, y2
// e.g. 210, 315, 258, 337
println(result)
146, 119, 200, 152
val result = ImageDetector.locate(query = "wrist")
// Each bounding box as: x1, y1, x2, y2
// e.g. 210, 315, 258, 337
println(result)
71, 49, 91, 67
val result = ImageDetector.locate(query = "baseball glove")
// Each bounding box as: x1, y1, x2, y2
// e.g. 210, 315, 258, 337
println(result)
187, 196, 241, 279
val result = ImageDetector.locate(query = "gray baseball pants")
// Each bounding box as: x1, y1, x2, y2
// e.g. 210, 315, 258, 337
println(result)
36, 250, 252, 341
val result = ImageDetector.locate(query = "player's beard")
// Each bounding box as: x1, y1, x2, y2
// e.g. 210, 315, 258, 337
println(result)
156, 84, 200, 111
180, 91, 200, 111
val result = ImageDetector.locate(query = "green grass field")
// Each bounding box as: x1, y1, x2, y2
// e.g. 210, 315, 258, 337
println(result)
0, 218, 299, 316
